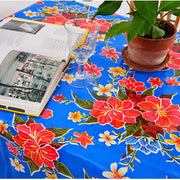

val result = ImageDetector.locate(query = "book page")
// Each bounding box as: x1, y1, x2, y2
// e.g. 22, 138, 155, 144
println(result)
0, 17, 70, 61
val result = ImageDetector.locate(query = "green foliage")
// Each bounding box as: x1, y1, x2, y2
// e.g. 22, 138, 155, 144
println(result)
93, 0, 180, 42
46, 127, 72, 137
54, 160, 75, 178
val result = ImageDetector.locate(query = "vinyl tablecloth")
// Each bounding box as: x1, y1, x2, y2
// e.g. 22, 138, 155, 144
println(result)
0, 0, 180, 178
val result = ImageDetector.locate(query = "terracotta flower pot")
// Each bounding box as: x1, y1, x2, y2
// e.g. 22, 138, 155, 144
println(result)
122, 20, 177, 72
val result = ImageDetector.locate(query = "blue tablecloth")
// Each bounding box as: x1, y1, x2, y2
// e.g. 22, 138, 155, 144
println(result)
0, 0, 180, 178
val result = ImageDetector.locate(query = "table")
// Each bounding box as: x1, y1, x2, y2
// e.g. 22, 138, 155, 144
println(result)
0, 0, 180, 178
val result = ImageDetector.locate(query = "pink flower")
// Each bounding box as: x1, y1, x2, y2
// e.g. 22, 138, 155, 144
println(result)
84, 64, 103, 76
100, 48, 121, 59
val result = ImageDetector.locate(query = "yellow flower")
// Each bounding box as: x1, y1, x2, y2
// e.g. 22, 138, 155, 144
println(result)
93, 84, 114, 96
103, 163, 128, 179
68, 111, 83, 122
0, 120, 8, 134
166, 134, 180, 152
10, 158, 25, 172
99, 131, 117, 146
108, 67, 126, 77
45, 172, 57, 179
43, 6, 62, 14
62, 73, 76, 84
23, 10, 36, 17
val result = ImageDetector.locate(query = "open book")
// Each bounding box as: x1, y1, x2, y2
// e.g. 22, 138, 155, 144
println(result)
0, 17, 72, 116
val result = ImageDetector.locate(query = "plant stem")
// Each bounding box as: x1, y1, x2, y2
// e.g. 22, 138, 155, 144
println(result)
158, 134, 180, 165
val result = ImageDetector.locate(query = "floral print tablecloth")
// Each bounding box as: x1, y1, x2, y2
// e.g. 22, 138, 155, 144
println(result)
0, 0, 180, 178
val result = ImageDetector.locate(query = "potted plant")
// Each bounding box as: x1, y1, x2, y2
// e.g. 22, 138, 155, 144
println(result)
92, 0, 180, 71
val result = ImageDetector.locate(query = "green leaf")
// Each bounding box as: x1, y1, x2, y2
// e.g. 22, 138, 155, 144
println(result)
159, 93, 176, 99
105, 21, 131, 40
169, 9, 180, 16
92, 1, 123, 20
127, 13, 151, 43
88, 88, 108, 101
80, 116, 98, 124
117, 86, 128, 101
83, 168, 90, 179
46, 127, 71, 137
123, 119, 142, 140
72, 92, 94, 109
13, 114, 26, 128
142, 87, 156, 96
159, 1, 180, 11
54, 161, 75, 178
27, 158, 40, 175
0, 131, 14, 142
134, 0, 158, 25
173, 69, 180, 78
152, 25, 165, 39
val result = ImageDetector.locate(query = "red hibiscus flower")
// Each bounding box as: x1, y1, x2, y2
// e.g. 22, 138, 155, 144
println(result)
91, 18, 112, 32
14, 123, 58, 168
127, 93, 146, 107
53, 94, 64, 103
42, 14, 67, 25
142, 122, 163, 139
100, 48, 121, 59
84, 64, 103, 76
138, 96, 180, 132
170, 44, 180, 53
166, 52, 180, 69
90, 97, 141, 128
119, 77, 146, 92
41, 109, 53, 119
73, 132, 94, 148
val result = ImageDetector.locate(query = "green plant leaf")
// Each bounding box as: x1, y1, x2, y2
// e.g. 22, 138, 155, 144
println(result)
173, 69, 180, 78
27, 158, 40, 175
168, 9, 180, 16
83, 168, 90, 179
159, 1, 180, 11
46, 127, 71, 137
13, 114, 26, 128
72, 92, 94, 109
0, 131, 14, 142
80, 116, 98, 124
134, 0, 158, 25
159, 93, 176, 99
142, 87, 156, 96
54, 160, 75, 178
152, 25, 165, 39
92, 0, 123, 20
127, 13, 151, 43
105, 21, 131, 40
123, 119, 142, 140
88, 88, 108, 101
117, 86, 128, 101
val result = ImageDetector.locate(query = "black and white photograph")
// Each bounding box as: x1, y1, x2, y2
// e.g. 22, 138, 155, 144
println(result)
0, 50, 61, 103
0, 19, 45, 34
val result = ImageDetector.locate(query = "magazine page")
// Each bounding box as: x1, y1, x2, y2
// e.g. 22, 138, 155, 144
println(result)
0, 17, 70, 61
